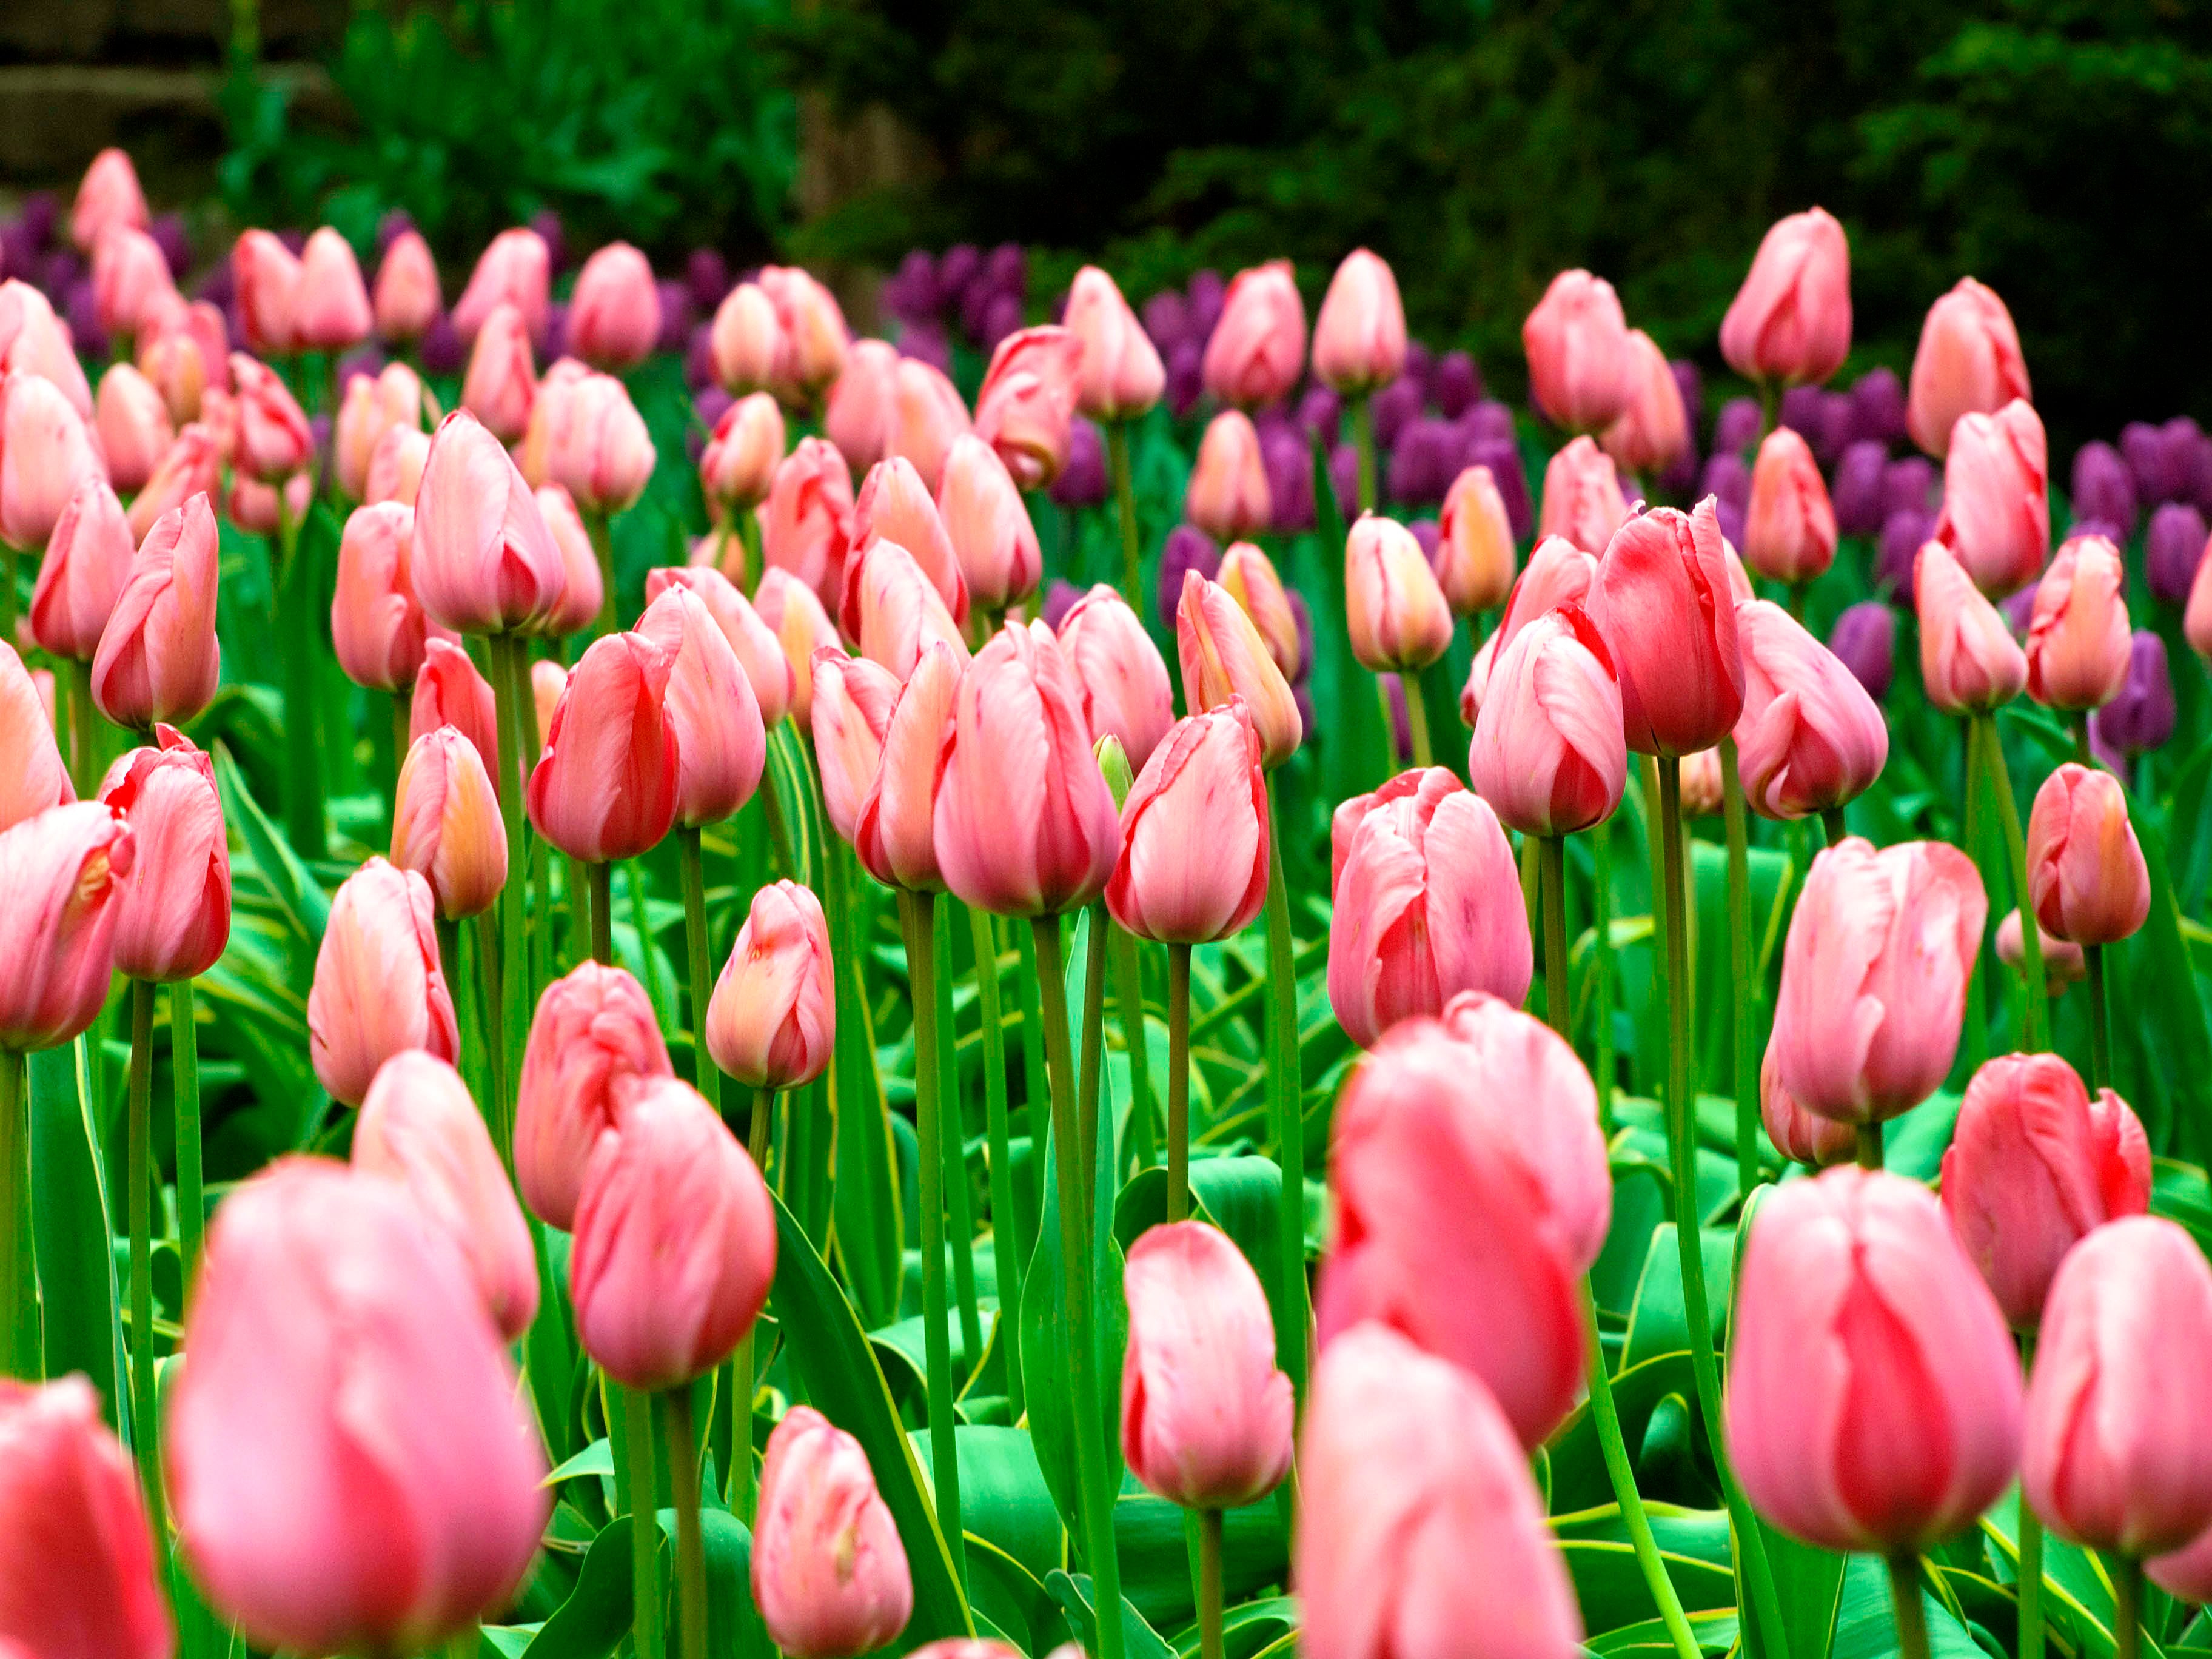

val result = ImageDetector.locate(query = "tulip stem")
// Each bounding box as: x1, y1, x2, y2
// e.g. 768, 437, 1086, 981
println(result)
1977, 713, 2050, 1050
589, 860, 614, 966
898, 890, 965, 1590
677, 829, 720, 1114
1108, 419, 1143, 609
275, 492, 327, 860
471, 910, 510, 1166
491, 634, 533, 1145
1262, 800, 1307, 1408
737, 515, 763, 593
726, 1085, 774, 1516
1718, 741, 1759, 1199
2085, 945, 2111, 1092
1962, 720, 1990, 1080
663, 1390, 707, 1659
934, 900, 985, 1393
1855, 1122, 1884, 1170
1592, 815, 1616, 1133
2111, 1554, 2143, 1659
127, 979, 164, 1532
1583, 1290, 1704, 1659
2019, 1332, 2045, 1659
1167, 944, 1193, 1224
1110, 927, 1157, 1178
1820, 805, 1848, 847
1197, 1508, 1227, 1659
586, 511, 618, 637
968, 902, 1025, 1419
625, 1383, 663, 1659
1014, 922, 1051, 1216
1657, 757, 1790, 1659
0, 1050, 31, 1379
1888, 1555, 1932, 1659
1402, 675, 1434, 771
1373, 677, 1401, 775
1077, 904, 1110, 1202
2073, 712, 2093, 768
67, 658, 99, 796
172, 979, 203, 1281
1539, 836, 1572, 1041
1030, 913, 1125, 1659
1351, 395, 1377, 517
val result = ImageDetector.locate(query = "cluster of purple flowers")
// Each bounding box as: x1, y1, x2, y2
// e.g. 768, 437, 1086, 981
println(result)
879, 243, 1028, 371
0, 190, 191, 358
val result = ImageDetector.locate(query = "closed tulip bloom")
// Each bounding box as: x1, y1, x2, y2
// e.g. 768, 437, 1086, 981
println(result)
853, 641, 960, 889
701, 392, 785, 516
124, 423, 222, 542
136, 298, 227, 426
752, 1406, 913, 1659
823, 338, 899, 477
532, 483, 605, 638
332, 502, 452, 692
1, 371, 106, 551
706, 879, 834, 1090
96, 363, 173, 492
1828, 600, 1897, 702
411, 411, 569, 635
1728, 1167, 2022, 1552
1318, 996, 1609, 1445
227, 352, 314, 483
1771, 837, 1986, 1124
711, 283, 788, 397
1107, 704, 1270, 943
365, 423, 431, 508
1327, 772, 1532, 1046
1586, 498, 1746, 757
2022, 1216, 2212, 1554
1065, 264, 1165, 420
1058, 584, 1174, 773
1720, 208, 1853, 387
644, 565, 794, 725
93, 494, 222, 729
935, 620, 1123, 916
2025, 535, 2131, 711
32, 477, 135, 662
531, 659, 566, 745
1732, 599, 1889, 820
167, 1159, 548, 1656
1940, 1054, 2150, 1330
2146, 502, 2207, 608
1743, 427, 1838, 585
568, 242, 661, 370
392, 726, 507, 921
888, 357, 971, 493
535, 369, 657, 517
307, 858, 458, 1106
1218, 540, 1302, 679
452, 226, 551, 347
1599, 328, 1692, 478
2097, 631, 2177, 759
0, 1374, 170, 1659
230, 229, 301, 357
637, 583, 766, 827
1537, 435, 1629, 556
292, 228, 373, 352
1998, 909, 2087, 996
1121, 1221, 1294, 1508
762, 438, 856, 610
1761, 1040, 1858, 1167
937, 434, 1040, 611
69, 147, 149, 252
409, 637, 500, 787
810, 650, 899, 844
459, 301, 537, 443
1936, 399, 2049, 598
515, 961, 671, 1228
1346, 512, 1453, 672
1470, 603, 1625, 837
974, 326, 1084, 489
1523, 269, 1632, 433
373, 229, 442, 345
224, 471, 313, 540
1201, 261, 1306, 409
0, 645, 71, 833
1178, 571, 1304, 768
1184, 411, 1273, 540
2026, 763, 2150, 947
1489, 535, 1600, 677
847, 540, 969, 683
756, 266, 850, 406
848, 455, 965, 629
528, 629, 680, 862
1435, 466, 1518, 615
0, 803, 134, 1053
354, 1050, 538, 1341
96, 726, 227, 982
1908, 278, 2031, 458
1916, 540, 2027, 714
1311, 250, 1406, 397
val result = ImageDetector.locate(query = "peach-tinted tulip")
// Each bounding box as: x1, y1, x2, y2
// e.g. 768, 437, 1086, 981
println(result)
1599, 328, 1691, 478
1728, 1166, 2022, 1552
1720, 209, 1852, 387
166, 1159, 548, 1655
230, 229, 301, 357
392, 726, 508, 921
1201, 261, 1307, 409
373, 229, 441, 345
1679, 745, 1726, 817
1058, 584, 1175, 773
1915, 539, 2028, 714
1490, 535, 1600, 673
1523, 269, 1632, 433
0, 803, 133, 1053
571, 1075, 776, 1390
761, 574, 842, 732
411, 411, 569, 635
1311, 250, 1407, 397
534, 482, 605, 637
1469, 603, 1625, 837
1347, 512, 1453, 672
643, 564, 794, 726
364, 423, 431, 508
93, 494, 222, 729
701, 392, 786, 516
96, 726, 227, 982
531, 659, 566, 746
1537, 434, 1629, 556
847, 538, 969, 683
1296, 1322, 1584, 1659
706, 879, 835, 1090
136, 297, 227, 426
1908, 277, 2031, 458
534, 368, 657, 517
1743, 427, 1838, 585
31, 477, 134, 662
2022, 1216, 2212, 1554
1940, 1053, 2150, 1330
1107, 705, 1269, 943
124, 423, 222, 542
637, 583, 766, 828
0, 281, 93, 417
223, 469, 313, 539
1997, 910, 2086, 995
410, 637, 500, 788
96, 363, 173, 493
528, 628, 680, 862
1177, 570, 1302, 769
1186, 414, 1275, 549
1435, 466, 1518, 615
2025, 535, 2131, 711
459, 301, 536, 443
711, 282, 786, 397
809, 650, 898, 843
1, 372, 106, 551
92, 227, 176, 343
451, 227, 551, 347
293, 228, 374, 352
937, 434, 1040, 612
1218, 540, 1301, 679
823, 338, 899, 476
1936, 399, 2048, 597
306, 858, 458, 1107
1732, 598, 1889, 820
853, 640, 960, 889
1760, 1039, 1857, 1167
848, 455, 965, 629
2025, 763, 2150, 947
1771, 837, 1986, 1124
0, 645, 70, 834
515, 961, 671, 1229
354, 1050, 538, 1341
1121, 1221, 1293, 1507
761, 437, 856, 610
752, 1404, 913, 1659
1065, 264, 1165, 421
935, 620, 1122, 916
69, 147, 149, 252
974, 326, 1084, 489
757, 266, 850, 406
1586, 497, 1746, 757
228, 352, 313, 483
1327, 772, 1532, 1046
568, 242, 660, 370
332, 501, 453, 692
0, 1374, 170, 1659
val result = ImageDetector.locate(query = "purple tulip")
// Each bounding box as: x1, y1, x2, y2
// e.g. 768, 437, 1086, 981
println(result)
375, 210, 415, 255
694, 386, 733, 444
979, 290, 1023, 355
1409, 518, 1442, 565
1877, 507, 1939, 595
1329, 442, 1360, 519
529, 209, 568, 275
985, 242, 1026, 301
1657, 443, 1702, 503
1463, 400, 1518, 450
194, 254, 234, 309
1701, 452, 1752, 515
276, 228, 307, 256
1434, 352, 1481, 418
18, 192, 58, 253
1469, 437, 1532, 541
2122, 422, 2176, 506
1714, 495, 1746, 551
1159, 525, 1222, 629
541, 301, 569, 363
1369, 376, 1424, 451
1714, 395, 1761, 457
336, 344, 386, 386
1827, 601, 1897, 702
897, 320, 952, 375
1817, 390, 1858, 464
420, 310, 464, 376
683, 250, 728, 315
149, 213, 191, 280
2071, 440, 2137, 541
684, 323, 717, 390
1290, 588, 1315, 680
2094, 631, 2176, 759
1262, 422, 1316, 533
41, 248, 85, 304
1298, 384, 1342, 444
879, 250, 936, 324
1883, 456, 1940, 520
1671, 359, 1704, 435
1388, 418, 1459, 506
63, 280, 106, 360
1404, 340, 1435, 400
1187, 269, 1226, 341
1041, 578, 1085, 634
1832, 440, 1890, 538
1167, 341, 1205, 419
1778, 385, 1826, 447
1048, 419, 1109, 509
2147, 501, 2208, 606
1850, 368, 1908, 448
1144, 289, 1190, 356
2000, 585, 2037, 635
655, 281, 692, 355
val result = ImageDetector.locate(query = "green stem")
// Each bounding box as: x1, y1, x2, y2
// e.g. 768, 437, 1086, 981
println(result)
68, 658, 98, 797
2085, 944, 2111, 1091
472, 910, 509, 1168
1351, 395, 1377, 518
625, 1382, 662, 1659
567, 854, 591, 970
2019, 1332, 2045, 1659
664, 1390, 706, 1659
1110, 927, 1156, 1176
2073, 712, 2093, 768
1583, 1291, 1704, 1659
968, 903, 1024, 1419
589, 862, 613, 965
727, 1087, 774, 1514
1403, 676, 1434, 771
1979, 714, 2051, 1050
1820, 805, 1849, 847
1856, 1122, 1884, 1170
2112, 1554, 2143, 1659
677, 830, 720, 1113
1030, 914, 1124, 1659
628, 864, 663, 1012
491, 634, 532, 1140
737, 512, 763, 595
1888, 1555, 1931, 1659
1374, 676, 1400, 775
1197, 1508, 1226, 1659
1014, 923, 1051, 1217
531, 802, 554, 1004
1787, 581, 1807, 625
587, 511, 618, 637
1077, 905, 1110, 1204
933, 899, 984, 1390
1108, 419, 1143, 611
0, 545, 15, 660
128, 980, 163, 1531
1962, 721, 1989, 1079
1539, 837, 1571, 1041
0, 1050, 32, 1379
172, 979, 203, 1281
1167, 944, 1193, 1225
1720, 741, 1758, 1199
1592, 814, 1616, 1134
1262, 800, 1307, 1406
275, 495, 327, 859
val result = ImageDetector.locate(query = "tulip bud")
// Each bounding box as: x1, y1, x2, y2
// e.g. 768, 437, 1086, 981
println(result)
0, 281, 95, 417
94, 363, 173, 494
332, 502, 450, 692
701, 392, 785, 517
2025, 534, 2131, 712
2096, 631, 2176, 760
1826, 600, 1897, 702
124, 423, 222, 543
227, 354, 313, 483
1346, 513, 1453, 673
460, 301, 537, 443
568, 242, 661, 371
643, 564, 795, 726
888, 357, 971, 492
1720, 209, 1852, 387
842, 539, 965, 685
752, 1406, 914, 1659
1, 371, 105, 552
392, 725, 508, 922
292, 227, 373, 352
762, 437, 856, 611
224, 469, 313, 539
1731, 599, 1889, 820
1908, 278, 2031, 458
1760, 1039, 1857, 1167
1434, 466, 1518, 616
937, 435, 1041, 612
70, 147, 149, 252
527, 628, 680, 863
1177, 571, 1302, 769
853, 641, 960, 890
1523, 269, 1631, 433
373, 229, 442, 345
31, 477, 134, 663
1470, 603, 1626, 837
452, 227, 551, 348
1729, 1167, 2022, 1552
1184, 411, 1272, 541
0, 644, 71, 835
756, 266, 850, 406
230, 229, 301, 356
1058, 584, 1175, 774
2025, 763, 2150, 947
135, 299, 224, 427
535, 369, 657, 517
1586, 498, 1746, 757
1310, 250, 1406, 397
1213, 540, 1300, 682
410, 637, 501, 791
1915, 540, 2027, 714
849, 455, 966, 631
1536, 435, 1629, 557
822, 338, 899, 477
974, 326, 1084, 489
96, 726, 228, 983
529, 483, 605, 638
0, 803, 134, 1054
637, 583, 766, 828
411, 411, 569, 635
2147, 503, 2207, 608
93, 494, 222, 730
1997, 908, 2086, 997
711, 283, 788, 398
706, 879, 836, 1091
1107, 705, 1270, 944
1935, 398, 2049, 598
365, 423, 431, 508
1599, 328, 1692, 478
1201, 261, 1307, 410
809, 650, 898, 846
1743, 427, 1838, 585
515, 961, 671, 1228
1065, 265, 1165, 421
307, 858, 458, 1107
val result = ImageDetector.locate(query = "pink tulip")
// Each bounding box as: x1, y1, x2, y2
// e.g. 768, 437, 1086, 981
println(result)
69, 147, 149, 252
2025, 534, 2131, 711
762, 574, 843, 729
756, 266, 850, 406
1760, 1040, 1857, 1167
706, 880, 834, 1091
32, 477, 135, 662
1908, 278, 2031, 458
228, 353, 314, 483
96, 726, 227, 982
1936, 399, 2049, 597
331, 366, 432, 503
2025, 763, 2150, 947
701, 392, 786, 517
1177, 571, 1302, 769
531, 483, 604, 638
451, 227, 551, 347
528, 628, 680, 862
332, 501, 454, 692
1586, 497, 1746, 757
752, 1406, 914, 1659
888, 357, 972, 493
307, 858, 458, 1107
1346, 512, 1453, 672
2022, 1216, 2212, 1553
392, 725, 508, 922
1732, 598, 1889, 820
1201, 261, 1307, 410
567, 242, 661, 370
460, 301, 537, 443
364, 423, 431, 508
1489, 535, 1600, 672
515, 961, 671, 1228
94, 364, 173, 496
571, 1075, 776, 1390
1940, 1053, 2150, 1330
643, 565, 794, 726
231, 230, 301, 357
1435, 466, 1518, 615
1997, 910, 2086, 995
810, 650, 899, 845
937, 434, 1040, 612
167, 1159, 548, 1655
224, 469, 312, 539
1184, 410, 1273, 541
1743, 427, 1838, 585
292, 228, 374, 352
1720, 208, 1853, 387
1058, 583, 1175, 774
1523, 269, 1632, 433
761, 437, 856, 611
1121, 1221, 1293, 1507
1770, 837, 1986, 1124
0, 645, 70, 834
823, 338, 899, 477
853, 640, 960, 889
1218, 540, 1302, 680
637, 583, 766, 828
354, 1050, 538, 1341
136, 298, 226, 426
1728, 1166, 2022, 1552
1297, 1321, 1583, 1659
1537, 434, 1629, 556
124, 424, 221, 542
93, 494, 222, 729
372, 229, 441, 345
1680, 745, 1726, 816
411, 411, 569, 635
974, 326, 1084, 489
1065, 265, 1165, 420
1915, 540, 2028, 714
711, 283, 787, 398
532, 369, 657, 517
934, 620, 1123, 917
1469, 603, 1625, 836
1598, 327, 1691, 479
1310, 250, 1406, 397
846, 539, 969, 683
848, 455, 966, 629
1107, 705, 1270, 943
410, 637, 501, 791
531, 659, 566, 746
1, 371, 106, 551
0, 803, 133, 1053
0, 281, 93, 416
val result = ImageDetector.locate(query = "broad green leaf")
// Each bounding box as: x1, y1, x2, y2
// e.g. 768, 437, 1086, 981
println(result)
518, 1515, 653, 1659
30, 1040, 124, 1424
1622, 1223, 1736, 1372
1830, 1555, 1986, 1659
1546, 1352, 1699, 1515
1049, 1568, 1179, 1659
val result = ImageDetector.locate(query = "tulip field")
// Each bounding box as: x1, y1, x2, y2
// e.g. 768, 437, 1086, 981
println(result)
12, 145, 2212, 1659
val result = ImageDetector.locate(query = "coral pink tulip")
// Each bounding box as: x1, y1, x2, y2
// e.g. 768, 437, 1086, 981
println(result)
69, 147, 148, 252
1909, 278, 2031, 458
1065, 264, 1165, 420
1107, 704, 1270, 943
1537, 435, 1629, 557
1311, 250, 1406, 397
1177, 571, 1302, 768
531, 659, 565, 746
93, 494, 222, 729
1523, 269, 1631, 433
1435, 465, 1518, 615
974, 326, 1084, 489
1201, 261, 1306, 410
527, 628, 680, 862
229, 353, 313, 483
1760, 1041, 1857, 1167
1586, 497, 1746, 757
0, 281, 93, 415
452, 227, 551, 347
392, 725, 507, 922
847, 539, 969, 683
848, 455, 965, 629
1600, 327, 1691, 479
365, 423, 431, 508
460, 301, 537, 443
136, 298, 226, 426
32, 477, 135, 662
532, 369, 656, 517
0, 645, 70, 834
409, 637, 500, 789
96, 363, 173, 492
637, 583, 766, 827
124, 423, 221, 542
306, 858, 458, 1107
1470, 603, 1626, 836
1219, 540, 1301, 679
2026, 763, 2150, 947
372, 229, 441, 346
757, 266, 850, 406
1, 371, 105, 551
752, 1406, 914, 1659
701, 392, 785, 517
823, 338, 899, 477
230, 229, 301, 357
1998, 910, 2086, 995
2025, 534, 2131, 711
333, 501, 454, 692
886, 357, 971, 494
96, 726, 227, 982
293, 228, 373, 352
1184, 410, 1272, 541
1059, 583, 1175, 773
706, 879, 836, 1090
515, 961, 671, 1229
568, 242, 660, 371
0, 803, 134, 1053
1720, 208, 1852, 387
533, 483, 605, 637
1744, 427, 1838, 585
759, 574, 840, 729
411, 411, 569, 635
1347, 512, 1453, 672
644, 564, 794, 726
1936, 399, 2049, 597
810, 650, 899, 845
937, 434, 1040, 612
711, 283, 786, 397
761, 437, 856, 611
1732, 598, 1889, 820
853, 640, 960, 890
1916, 539, 2028, 714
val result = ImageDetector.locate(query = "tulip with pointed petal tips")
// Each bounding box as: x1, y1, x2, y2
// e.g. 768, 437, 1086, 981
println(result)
32, 477, 135, 663
1065, 265, 1164, 420
452, 227, 551, 347
853, 641, 960, 891
760, 438, 856, 612
974, 326, 1084, 489
1435, 466, 1518, 616
0, 645, 71, 834
69, 147, 149, 252
706, 880, 836, 1091
1107, 703, 1270, 944
373, 229, 441, 345
701, 392, 785, 517
1201, 261, 1306, 410
293, 228, 374, 352
937, 434, 1040, 612
392, 725, 508, 922
515, 961, 671, 1230
1058, 583, 1174, 774
332, 502, 455, 693
2026, 763, 2150, 947
1470, 603, 1626, 837
1346, 512, 1453, 673
1176, 571, 1302, 769
1743, 427, 1838, 586
848, 455, 966, 630
2025, 534, 2131, 712
1915, 540, 2027, 714
96, 726, 227, 982
411, 411, 570, 635
1935, 398, 2049, 598
1720, 208, 1852, 388
93, 494, 222, 729
1, 371, 106, 552
460, 301, 537, 443
1523, 269, 1632, 433
231, 230, 301, 357
307, 857, 458, 1107
409, 637, 500, 789
1537, 435, 1629, 557
1586, 498, 1746, 757
568, 242, 661, 371
1908, 278, 2031, 458
637, 583, 766, 828
751, 1406, 914, 1659
124, 424, 222, 543
644, 565, 794, 726
526, 628, 680, 863
1731, 599, 1889, 821
1600, 328, 1691, 478
1184, 411, 1273, 541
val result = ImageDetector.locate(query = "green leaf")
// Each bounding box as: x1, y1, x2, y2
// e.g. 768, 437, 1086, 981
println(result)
1545, 1352, 1699, 1515
30, 1039, 125, 1426
518, 1515, 651, 1659
213, 742, 329, 948
1622, 1222, 1735, 1372
1048, 1568, 1178, 1659
909, 1424, 1065, 1585
1831, 1556, 1986, 1659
